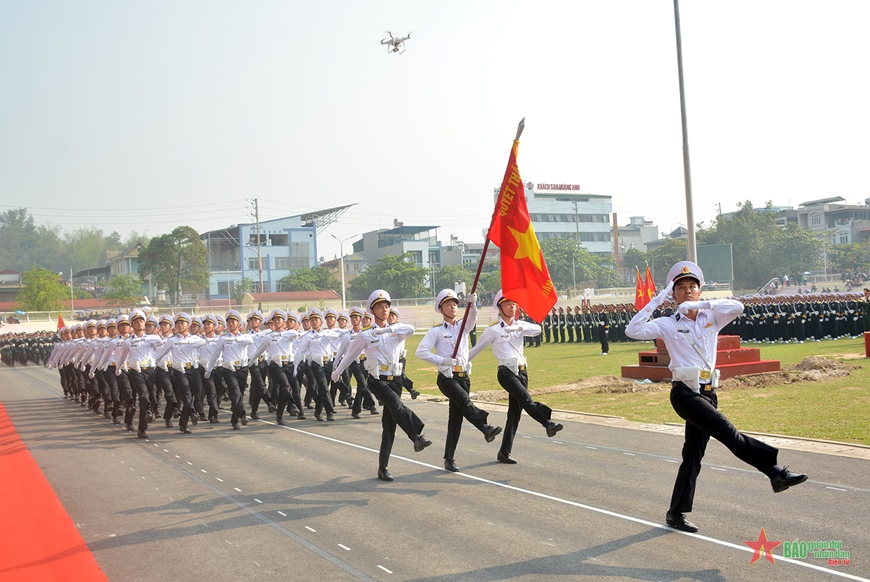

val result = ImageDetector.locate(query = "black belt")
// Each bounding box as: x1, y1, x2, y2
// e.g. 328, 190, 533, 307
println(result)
499, 365, 527, 372
379, 374, 397, 381
672, 381, 714, 392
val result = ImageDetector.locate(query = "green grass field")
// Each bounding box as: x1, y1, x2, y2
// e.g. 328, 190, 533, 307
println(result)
403, 334, 870, 446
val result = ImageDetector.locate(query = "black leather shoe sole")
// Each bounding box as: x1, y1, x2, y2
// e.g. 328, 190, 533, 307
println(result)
497, 452, 517, 464
771, 469, 808, 493
414, 436, 432, 452
377, 468, 394, 482
546, 422, 564, 438
484, 425, 502, 443
444, 459, 460, 472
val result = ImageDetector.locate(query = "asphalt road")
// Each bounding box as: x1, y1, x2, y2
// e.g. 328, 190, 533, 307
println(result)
2, 364, 869, 582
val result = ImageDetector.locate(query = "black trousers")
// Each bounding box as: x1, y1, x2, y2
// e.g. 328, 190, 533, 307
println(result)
155, 367, 178, 420
249, 362, 273, 414
669, 382, 779, 513
599, 327, 609, 353
368, 375, 424, 470
436, 373, 489, 461
171, 368, 199, 430
126, 368, 153, 433
198, 368, 220, 420
349, 361, 375, 415
496, 367, 552, 456
310, 361, 335, 416
102, 365, 122, 417
268, 362, 299, 421
218, 367, 249, 425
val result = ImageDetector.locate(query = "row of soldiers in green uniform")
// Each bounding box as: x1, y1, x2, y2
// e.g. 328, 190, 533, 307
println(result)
721, 292, 870, 343
539, 305, 640, 344
0, 331, 58, 367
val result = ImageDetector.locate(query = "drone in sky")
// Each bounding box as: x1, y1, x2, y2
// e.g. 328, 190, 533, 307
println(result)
381, 31, 412, 54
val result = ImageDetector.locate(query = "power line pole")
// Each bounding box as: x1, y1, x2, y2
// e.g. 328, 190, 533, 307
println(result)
251, 198, 264, 294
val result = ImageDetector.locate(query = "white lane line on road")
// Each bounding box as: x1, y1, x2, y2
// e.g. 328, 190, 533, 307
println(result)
201, 469, 207, 473
710, 467, 726, 471
163, 449, 169, 452
586, 446, 597, 450
827, 486, 847, 492
277, 511, 286, 517
187, 462, 193, 465
260, 418, 868, 582
234, 487, 241, 492
622, 452, 635, 456
175, 455, 180, 459
305, 526, 316, 533
216, 478, 223, 482
255, 499, 263, 504
338, 544, 351, 551
665, 459, 678, 463
377, 565, 392, 574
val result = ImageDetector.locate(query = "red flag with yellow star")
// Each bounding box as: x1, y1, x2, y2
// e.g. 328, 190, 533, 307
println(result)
634, 267, 647, 310
644, 264, 656, 303
487, 140, 556, 322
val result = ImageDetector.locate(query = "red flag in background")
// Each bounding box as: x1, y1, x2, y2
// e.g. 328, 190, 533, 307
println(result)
634, 267, 647, 310
57, 314, 65, 330
487, 141, 556, 322
644, 264, 656, 303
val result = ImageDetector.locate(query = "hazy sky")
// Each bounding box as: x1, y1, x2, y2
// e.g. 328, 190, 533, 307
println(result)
2, 1, 868, 262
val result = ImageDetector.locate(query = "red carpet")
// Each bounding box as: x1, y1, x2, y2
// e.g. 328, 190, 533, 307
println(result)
0, 401, 108, 581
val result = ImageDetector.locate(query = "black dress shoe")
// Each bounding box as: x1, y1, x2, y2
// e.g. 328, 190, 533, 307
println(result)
377, 468, 394, 482
276, 419, 286, 426
484, 425, 502, 443
112, 417, 121, 425
666, 511, 699, 533
326, 413, 335, 421
370, 407, 380, 415
297, 413, 306, 420
180, 428, 192, 434
240, 417, 248, 426
410, 389, 420, 400
315, 414, 324, 421
414, 435, 432, 452
190, 415, 198, 426
231, 423, 240, 430
165, 420, 173, 428
267, 404, 276, 413
137, 430, 149, 439
351, 413, 361, 419
209, 417, 220, 424
125, 423, 134, 432
497, 452, 517, 464
444, 459, 460, 472
250, 412, 260, 420
546, 422, 564, 438
770, 467, 808, 493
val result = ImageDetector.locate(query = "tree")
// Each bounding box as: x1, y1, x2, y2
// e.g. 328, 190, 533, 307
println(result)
16, 268, 69, 311
539, 237, 614, 292
232, 278, 254, 303
138, 226, 209, 304
649, 239, 688, 285
767, 224, 824, 283
622, 247, 649, 273
348, 254, 428, 300
277, 266, 341, 294
828, 242, 870, 276
103, 274, 144, 311
432, 265, 476, 293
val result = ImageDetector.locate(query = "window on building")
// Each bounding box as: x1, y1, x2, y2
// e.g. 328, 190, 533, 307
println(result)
839, 233, 849, 244
252, 281, 268, 293
811, 214, 822, 226
275, 280, 288, 292
269, 234, 288, 246
274, 256, 291, 270
407, 251, 423, 266
290, 242, 310, 269
247, 257, 261, 270
218, 281, 232, 295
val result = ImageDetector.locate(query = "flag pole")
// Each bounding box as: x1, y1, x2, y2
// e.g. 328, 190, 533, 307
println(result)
452, 118, 525, 359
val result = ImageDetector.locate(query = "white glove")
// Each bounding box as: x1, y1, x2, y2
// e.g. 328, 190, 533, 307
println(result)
650, 281, 674, 309
330, 370, 340, 383
115, 367, 122, 376
441, 357, 457, 367
373, 325, 392, 336
466, 293, 477, 305
88, 369, 95, 379
203, 370, 211, 379
503, 325, 521, 333
677, 300, 711, 315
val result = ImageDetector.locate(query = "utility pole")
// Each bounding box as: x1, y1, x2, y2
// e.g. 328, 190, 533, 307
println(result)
251, 198, 264, 294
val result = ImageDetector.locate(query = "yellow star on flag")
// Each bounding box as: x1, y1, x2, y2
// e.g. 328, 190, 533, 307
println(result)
508, 223, 543, 271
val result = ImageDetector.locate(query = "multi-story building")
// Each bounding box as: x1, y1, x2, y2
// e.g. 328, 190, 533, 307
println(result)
617, 216, 659, 259
200, 205, 352, 300
509, 182, 613, 255
797, 197, 870, 245
351, 224, 442, 270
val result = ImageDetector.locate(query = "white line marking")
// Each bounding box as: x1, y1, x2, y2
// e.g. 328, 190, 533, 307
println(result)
553, 440, 563, 444
710, 467, 726, 472
522, 435, 532, 439
187, 462, 193, 465
234, 488, 241, 492
216, 478, 223, 482
665, 459, 678, 463
175, 455, 180, 458
305, 526, 316, 532
225, 540, 232, 545
377, 565, 393, 573
622, 452, 635, 456
277, 511, 286, 516
586, 446, 597, 450
163, 449, 169, 452
201, 469, 207, 473
827, 486, 847, 492
254, 499, 263, 504
338, 544, 351, 551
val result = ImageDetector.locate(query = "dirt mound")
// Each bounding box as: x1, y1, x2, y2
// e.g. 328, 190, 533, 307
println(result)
471, 356, 860, 400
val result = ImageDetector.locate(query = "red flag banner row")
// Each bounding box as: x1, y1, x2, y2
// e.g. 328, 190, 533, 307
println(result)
634, 265, 658, 310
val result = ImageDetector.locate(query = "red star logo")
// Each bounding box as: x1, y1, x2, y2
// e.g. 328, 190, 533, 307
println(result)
745, 527, 782, 564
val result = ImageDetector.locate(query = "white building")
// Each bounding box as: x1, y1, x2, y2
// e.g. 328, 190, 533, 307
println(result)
797, 196, 870, 245
510, 182, 613, 255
